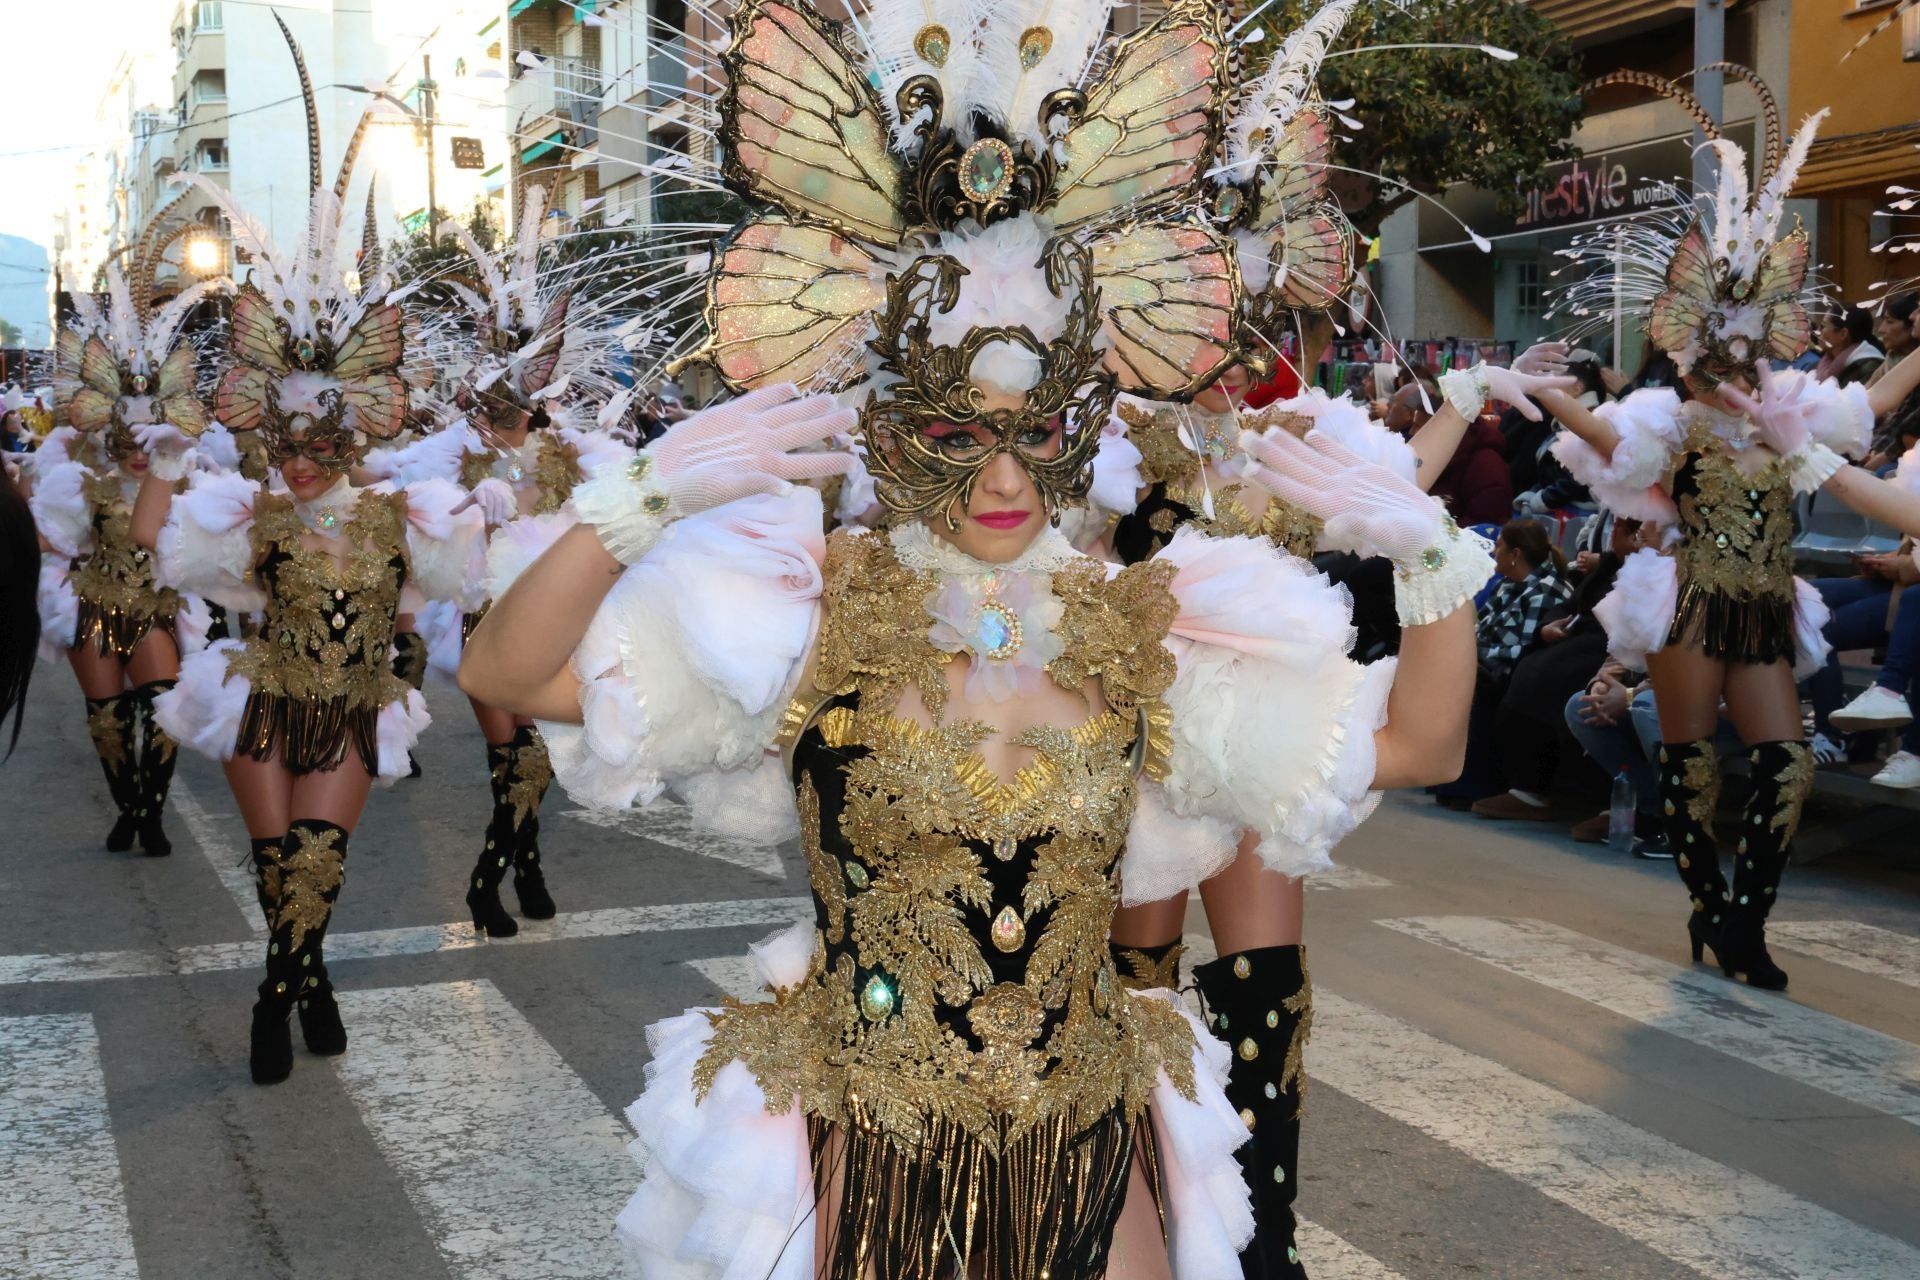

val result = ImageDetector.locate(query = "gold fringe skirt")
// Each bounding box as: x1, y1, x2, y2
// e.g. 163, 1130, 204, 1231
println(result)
806, 1100, 1161, 1280
237, 690, 381, 777
75, 598, 170, 662
1666, 580, 1796, 667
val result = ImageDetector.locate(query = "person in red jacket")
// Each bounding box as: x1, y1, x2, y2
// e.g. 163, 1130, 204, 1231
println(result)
1387, 379, 1513, 525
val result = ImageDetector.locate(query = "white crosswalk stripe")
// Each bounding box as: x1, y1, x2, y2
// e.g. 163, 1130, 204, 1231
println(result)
1311, 987, 1920, 1279
1294, 1220, 1409, 1280
332, 980, 640, 1280
560, 801, 786, 878
1771, 919, 1920, 991
1383, 915, 1920, 1122
0, 1013, 140, 1280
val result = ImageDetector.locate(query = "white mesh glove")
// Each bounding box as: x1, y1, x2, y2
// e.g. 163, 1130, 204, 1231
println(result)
573, 383, 858, 564
461, 477, 517, 526
1240, 428, 1495, 624
131, 420, 194, 481
1720, 362, 1811, 456
1438, 362, 1580, 422
1512, 341, 1572, 378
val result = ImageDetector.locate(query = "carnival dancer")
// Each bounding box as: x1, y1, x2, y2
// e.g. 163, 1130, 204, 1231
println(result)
128, 27, 484, 1082
460, 2, 1493, 1274
28, 234, 226, 856
1540, 67, 1920, 991
379, 185, 627, 936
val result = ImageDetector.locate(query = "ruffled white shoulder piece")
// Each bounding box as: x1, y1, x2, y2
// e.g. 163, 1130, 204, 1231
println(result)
556, 424, 631, 478
1550, 387, 1685, 524
1122, 527, 1393, 902
385, 477, 487, 607
27, 457, 94, 559
156, 471, 267, 611
520, 486, 828, 820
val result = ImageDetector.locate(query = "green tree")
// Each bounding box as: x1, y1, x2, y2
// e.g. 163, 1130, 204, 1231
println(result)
1262, 0, 1584, 235
383, 200, 504, 310
0, 318, 21, 348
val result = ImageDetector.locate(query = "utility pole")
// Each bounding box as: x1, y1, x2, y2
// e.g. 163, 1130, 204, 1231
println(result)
419, 55, 438, 230
1693, 0, 1725, 197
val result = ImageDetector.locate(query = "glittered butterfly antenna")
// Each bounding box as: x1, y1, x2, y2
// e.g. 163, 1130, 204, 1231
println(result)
1548, 67, 1828, 387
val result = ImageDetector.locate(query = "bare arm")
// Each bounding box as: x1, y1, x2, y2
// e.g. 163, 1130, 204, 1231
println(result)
1409, 403, 1468, 492
1536, 387, 1620, 461
457, 525, 622, 723
129, 474, 174, 551
1370, 606, 1475, 788
1819, 465, 1920, 537
1869, 344, 1920, 419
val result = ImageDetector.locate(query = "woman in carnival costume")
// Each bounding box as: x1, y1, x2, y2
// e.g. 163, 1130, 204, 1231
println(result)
1539, 68, 1920, 991
129, 36, 485, 1083
374, 184, 628, 937
461, 2, 1503, 1275
28, 212, 228, 857
1086, 7, 1579, 1273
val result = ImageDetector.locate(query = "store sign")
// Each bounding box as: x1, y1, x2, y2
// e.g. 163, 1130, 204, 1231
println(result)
1513, 136, 1694, 231
450, 136, 486, 170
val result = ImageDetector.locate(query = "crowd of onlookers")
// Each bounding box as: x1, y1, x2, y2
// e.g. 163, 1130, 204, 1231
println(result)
1370, 295, 1920, 857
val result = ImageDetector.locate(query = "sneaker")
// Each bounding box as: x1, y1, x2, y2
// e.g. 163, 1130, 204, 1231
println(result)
1631, 833, 1675, 860
1830, 686, 1915, 733
1471, 791, 1558, 821
1569, 811, 1610, 843
1809, 732, 1846, 767
1870, 750, 1920, 789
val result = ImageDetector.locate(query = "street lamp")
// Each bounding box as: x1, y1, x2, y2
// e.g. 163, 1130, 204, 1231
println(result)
184, 232, 225, 276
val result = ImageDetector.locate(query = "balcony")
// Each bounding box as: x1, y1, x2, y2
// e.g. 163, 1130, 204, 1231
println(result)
507, 55, 601, 158
1525, 0, 1692, 45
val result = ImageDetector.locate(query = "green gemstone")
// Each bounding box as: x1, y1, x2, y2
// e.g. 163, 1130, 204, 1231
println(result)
960, 139, 1012, 202
860, 974, 896, 1021
844, 860, 869, 890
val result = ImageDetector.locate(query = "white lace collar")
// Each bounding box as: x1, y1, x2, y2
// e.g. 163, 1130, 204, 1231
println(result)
291, 476, 358, 534
1681, 399, 1759, 449
889, 519, 1080, 578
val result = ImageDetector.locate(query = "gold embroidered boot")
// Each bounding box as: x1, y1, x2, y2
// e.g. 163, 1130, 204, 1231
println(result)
85, 694, 141, 851
1109, 938, 1185, 992
465, 740, 520, 937
1656, 739, 1730, 968
507, 725, 556, 920
128, 678, 177, 857
1193, 945, 1313, 1280
252, 820, 349, 1084
1718, 741, 1815, 991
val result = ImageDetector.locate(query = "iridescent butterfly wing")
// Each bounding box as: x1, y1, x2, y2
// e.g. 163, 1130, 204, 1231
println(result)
227, 286, 293, 376
1260, 109, 1334, 214
215, 366, 273, 433
66, 337, 122, 432
1090, 222, 1240, 398
687, 215, 886, 394
153, 345, 210, 437
1046, 0, 1228, 233
331, 302, 409, 441
1266, 205, 1353, 312
517, 292, 572, 399
1752, 228, 1812, 361
1648, 220, 1716, 357
719, 0, 906, 246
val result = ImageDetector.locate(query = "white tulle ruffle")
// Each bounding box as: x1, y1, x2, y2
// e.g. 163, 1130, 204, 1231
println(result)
159, 471, 267, 611
399, 478, 488, 606
1592, 547, 1829, 678
615, 923, 1252, 1280
1292, 389, 1420, 484
373, 689, 431, 782
28, 460, 93, 559
155, 639, 250, 761
1550, 388, 1684, 525
172, 594, 215, 658
37, 558, 77, 661
1145, 528, 1388, 884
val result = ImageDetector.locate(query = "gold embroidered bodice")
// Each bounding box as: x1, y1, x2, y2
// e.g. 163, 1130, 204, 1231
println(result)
1118, 400, 1322, 558
224, 489, 411, 711
459, 431, 582, 515
69, 468, 178, 622
1669, 420, 1795, 604
696, 530, 1195, 1154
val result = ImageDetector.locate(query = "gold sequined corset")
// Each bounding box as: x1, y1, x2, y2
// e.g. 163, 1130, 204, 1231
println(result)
1115, 401, 1321, 561
1666, 428, 1797, 664
70, 470, 178, 660
698, 531, 1195, 1151
224, 490, 411, 774
459, 432, 582, 515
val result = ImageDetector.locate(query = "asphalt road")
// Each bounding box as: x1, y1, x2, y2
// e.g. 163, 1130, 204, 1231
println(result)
3, 666, 1918, 1280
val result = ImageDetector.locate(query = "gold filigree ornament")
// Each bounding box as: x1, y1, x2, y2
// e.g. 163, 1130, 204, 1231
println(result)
1017, 26, 1053, 70
913, 23, 951, 67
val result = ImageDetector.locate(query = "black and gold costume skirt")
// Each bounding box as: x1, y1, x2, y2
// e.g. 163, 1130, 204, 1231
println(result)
236, 690, 382, 776
75, 597, 173, 662
1665, 577, 1797, 667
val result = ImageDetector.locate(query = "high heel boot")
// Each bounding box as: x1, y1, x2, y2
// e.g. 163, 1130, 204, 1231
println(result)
251, 820, 349, 1084
1657, 739, 1730, 969
128, 679, 177, 857
465, 740, 520, 938
1193, 946, 1314, 1279
506, 726, 556, 920
85, 694, 140, 851
1109, 938, 1186, 992
1718, 741, 1815, 991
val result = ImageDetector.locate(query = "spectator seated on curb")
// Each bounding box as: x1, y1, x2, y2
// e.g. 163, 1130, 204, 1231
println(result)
1505, 351, 1605, 515
1864, 296, 1920, 473
1811, 305, 1885, 389
1431, 521, 1574, 808
1807, 536, 1920, 788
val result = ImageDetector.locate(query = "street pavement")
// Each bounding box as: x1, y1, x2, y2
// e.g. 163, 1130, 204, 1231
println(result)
3, 667, 1919, 1280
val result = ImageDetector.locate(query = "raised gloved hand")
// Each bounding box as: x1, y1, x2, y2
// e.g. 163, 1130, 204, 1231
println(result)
460, 477, 518, 526
1439, 363, 1582, 424
1719, 361, 1811, 457
131, 420, 191, 458
1240, 427, 1446, 564
1512, 341, 1572, 378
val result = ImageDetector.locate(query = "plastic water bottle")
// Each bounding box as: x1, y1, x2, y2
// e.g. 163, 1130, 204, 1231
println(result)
1607, 769, 1637, 851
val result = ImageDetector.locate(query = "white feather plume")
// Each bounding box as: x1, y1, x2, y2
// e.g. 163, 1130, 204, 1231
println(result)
1753, 110, 1825, 246
1225, 0, 1361, 171
988, 0, 1116, 146
854, 0, 988, 147
1704, 138, 1750, 266
147, 280, 221, 353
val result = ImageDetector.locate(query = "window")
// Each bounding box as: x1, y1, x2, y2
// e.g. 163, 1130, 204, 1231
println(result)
193, 1, 223, 30
196, 139, 229, 171
192, 71, 227, 106
1515, 259, 1544, 327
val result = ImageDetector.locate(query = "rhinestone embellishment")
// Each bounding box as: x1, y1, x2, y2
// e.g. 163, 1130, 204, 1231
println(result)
859, 974, 896, 1021
1233, 956, 1252, 979
975, 600, 1022, 660
959, 138, 1015, 205
1213, 185, 1244, 221
626, 455, 650, 480
844, 861, 869, 890
317, 510, 338, 530
990, 905, 1027, 953
914, 22, 951, 66
1238, 1038, 1260, 1061
331, 612, 347, 629
1239, 1107, 1256, 1131
991, 836, 1017, 862
1017, 25, 1053, 69
507, 463, 524, 482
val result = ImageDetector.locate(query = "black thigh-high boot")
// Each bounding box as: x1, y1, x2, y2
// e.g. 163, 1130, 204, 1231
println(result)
251, 820, 349, 1084
1718, 740, 1815, 991
1109, 938, 1185, 992
1193, 946, 1313, 1280
248, 837, 282, 926
85, 693, 141, 852
507, 726, 556, 920
465, 740, 520, 937
128, 679, 178, 856
1657, 739, 1731, 968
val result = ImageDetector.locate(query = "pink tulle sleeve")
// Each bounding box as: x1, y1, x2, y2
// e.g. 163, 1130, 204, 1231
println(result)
1551, 388, 1684, 524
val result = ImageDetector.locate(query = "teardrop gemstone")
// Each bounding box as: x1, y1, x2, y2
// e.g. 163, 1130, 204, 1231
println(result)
990, 905, 1026, 953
